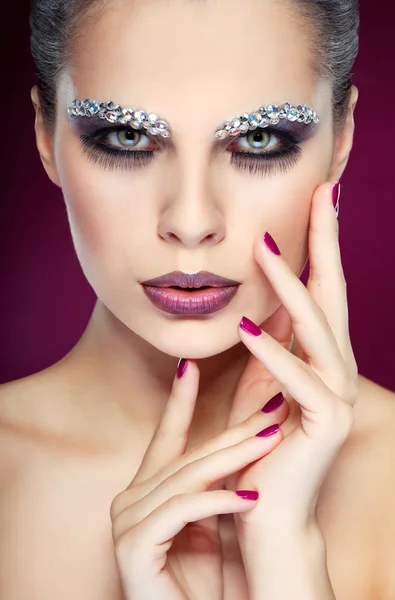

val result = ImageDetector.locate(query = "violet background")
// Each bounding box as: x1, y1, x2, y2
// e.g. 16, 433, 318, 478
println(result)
1, 0, 394, 390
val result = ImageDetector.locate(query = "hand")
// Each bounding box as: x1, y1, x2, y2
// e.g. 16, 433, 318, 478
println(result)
110, 359, 287, 600
225, 181, 358, 530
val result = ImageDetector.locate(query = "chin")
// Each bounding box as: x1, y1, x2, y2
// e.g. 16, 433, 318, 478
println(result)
134, 317, 245, 359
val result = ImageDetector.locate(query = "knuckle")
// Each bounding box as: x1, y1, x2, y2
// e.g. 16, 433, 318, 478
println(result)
114, 529, 141, 566
331, 400, 355, 438
110, 493, 125, 520
167, 493, 187, 512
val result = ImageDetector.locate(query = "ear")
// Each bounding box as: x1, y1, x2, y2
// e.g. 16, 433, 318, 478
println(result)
327, 84, 359, 182
31, 85, 61, 188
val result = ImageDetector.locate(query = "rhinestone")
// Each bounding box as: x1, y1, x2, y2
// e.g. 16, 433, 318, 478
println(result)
76, 100, 83, 108
239, 113, 249, 122
313, 112, 319, 123
106, 101, 118, 111
248, 112, 262, 127
122, 108, 134, 118
287, 108, 299, 122
134, 110, 147, 123
232, 119, 241, 128
283, 102, 291, 113
239, 123, 249, 132
297, 105, 304, 113
267, 105, 280, 119
130, 120, 143, 129
223, 121, 233, 131
259, 106, 268, 115
156, 120, 169, 131
270, 117, 280, 124
297, 114, 305, 122
98, 112, 107, 119
215, 129, 229, 139
279, 109, 287, 119
259, 117, 270, 128
160, 129, 170, 138
105, 111, 119, 123
88, 100, 100, 114
148, 113, 158, 124
99, 102, 108, 112
149, 127, 160, 135
229, 127, 241, 136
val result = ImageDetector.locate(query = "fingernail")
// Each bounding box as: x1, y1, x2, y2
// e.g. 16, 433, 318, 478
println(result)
177, 358, 188, 379
235, 490, 259, 501
240, 316, 262, 337
332, 182, 341, 208
262, 232, 281, 256
262, 392, 284, 413
256, 424, 280, 437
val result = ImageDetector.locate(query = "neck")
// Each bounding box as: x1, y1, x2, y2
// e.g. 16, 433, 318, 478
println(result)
62, 300, 251, 449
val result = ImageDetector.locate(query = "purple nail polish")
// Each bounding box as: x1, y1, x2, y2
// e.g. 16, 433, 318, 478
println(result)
177, 358, 188, 379
240, 316, 262, 337
235, 490, 259, 501
332, 182, 340, 208
262, 232, 281, 256
262, 393, 284, 413
256, 423, 280, 437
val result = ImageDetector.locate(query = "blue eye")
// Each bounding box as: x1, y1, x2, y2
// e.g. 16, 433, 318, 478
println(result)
78, 124, 302, 177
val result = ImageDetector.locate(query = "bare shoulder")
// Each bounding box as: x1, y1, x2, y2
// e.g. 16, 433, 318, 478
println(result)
318, 374, 395, 599
0, 362, 81, 481
355, 374, 395, 426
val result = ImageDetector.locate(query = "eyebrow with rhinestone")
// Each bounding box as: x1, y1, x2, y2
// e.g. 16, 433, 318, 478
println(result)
214, 102, 320, 139
67, 99, 319, 140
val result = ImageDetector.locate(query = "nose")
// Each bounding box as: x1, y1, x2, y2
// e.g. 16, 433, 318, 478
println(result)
157, 167, 226, 249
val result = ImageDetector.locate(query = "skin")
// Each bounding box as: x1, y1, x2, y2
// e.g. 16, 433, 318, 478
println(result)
1, 0, 395, 598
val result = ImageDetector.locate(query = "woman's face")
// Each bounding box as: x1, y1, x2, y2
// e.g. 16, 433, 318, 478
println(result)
44, 0, 342, 359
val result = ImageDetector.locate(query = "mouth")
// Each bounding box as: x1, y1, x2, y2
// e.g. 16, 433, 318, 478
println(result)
141, 270, 241, 315
141, 270, 241, 289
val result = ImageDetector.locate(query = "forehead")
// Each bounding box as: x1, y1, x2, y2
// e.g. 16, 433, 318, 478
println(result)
62, 0, 326, 132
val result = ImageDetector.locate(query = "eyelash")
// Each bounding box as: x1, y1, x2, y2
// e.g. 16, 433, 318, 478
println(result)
79, 125, 302, 177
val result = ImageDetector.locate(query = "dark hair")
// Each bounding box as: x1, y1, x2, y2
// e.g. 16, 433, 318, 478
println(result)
30, 0, 359, 136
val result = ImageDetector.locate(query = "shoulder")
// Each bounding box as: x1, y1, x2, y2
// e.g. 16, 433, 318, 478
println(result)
0, 366, 71, 482
352, 376, 395, 599
318, 375, 395, 599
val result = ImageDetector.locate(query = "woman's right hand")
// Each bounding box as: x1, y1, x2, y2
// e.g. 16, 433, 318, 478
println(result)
110, 358, 289, 600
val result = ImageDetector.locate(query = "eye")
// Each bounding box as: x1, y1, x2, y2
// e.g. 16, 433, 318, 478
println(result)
226, 127, 303, 178
102, 128, 154, 150
229, 129, 282, 153
79, 125, 158, 172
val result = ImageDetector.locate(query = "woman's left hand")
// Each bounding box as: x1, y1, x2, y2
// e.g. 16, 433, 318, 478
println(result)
225, 181, 358, 530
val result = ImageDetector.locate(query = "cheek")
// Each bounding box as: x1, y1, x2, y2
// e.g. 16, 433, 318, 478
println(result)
225, 144, 332, 276
57, 144, 156, 278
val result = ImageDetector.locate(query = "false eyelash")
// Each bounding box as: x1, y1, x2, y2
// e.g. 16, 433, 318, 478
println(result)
230, 146, 302, 177
79, 137, 155, 172
78, 126, 303, 176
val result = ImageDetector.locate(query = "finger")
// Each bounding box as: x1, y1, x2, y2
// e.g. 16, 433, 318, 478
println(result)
307, 182, 357, 374
253, 227, 347, 384
238, 319, 357, 415
145, 393, 289, 492
227, 304, 293, 428
114, 490, 259, 558
112, 428, 283, 534
131, 359, 200, 486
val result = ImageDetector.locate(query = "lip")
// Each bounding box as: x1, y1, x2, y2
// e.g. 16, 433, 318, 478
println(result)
142, 285, 239, 315
141, 270, 241, 289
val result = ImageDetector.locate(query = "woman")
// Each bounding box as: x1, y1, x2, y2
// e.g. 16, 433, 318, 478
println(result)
0, 0, 394, 598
